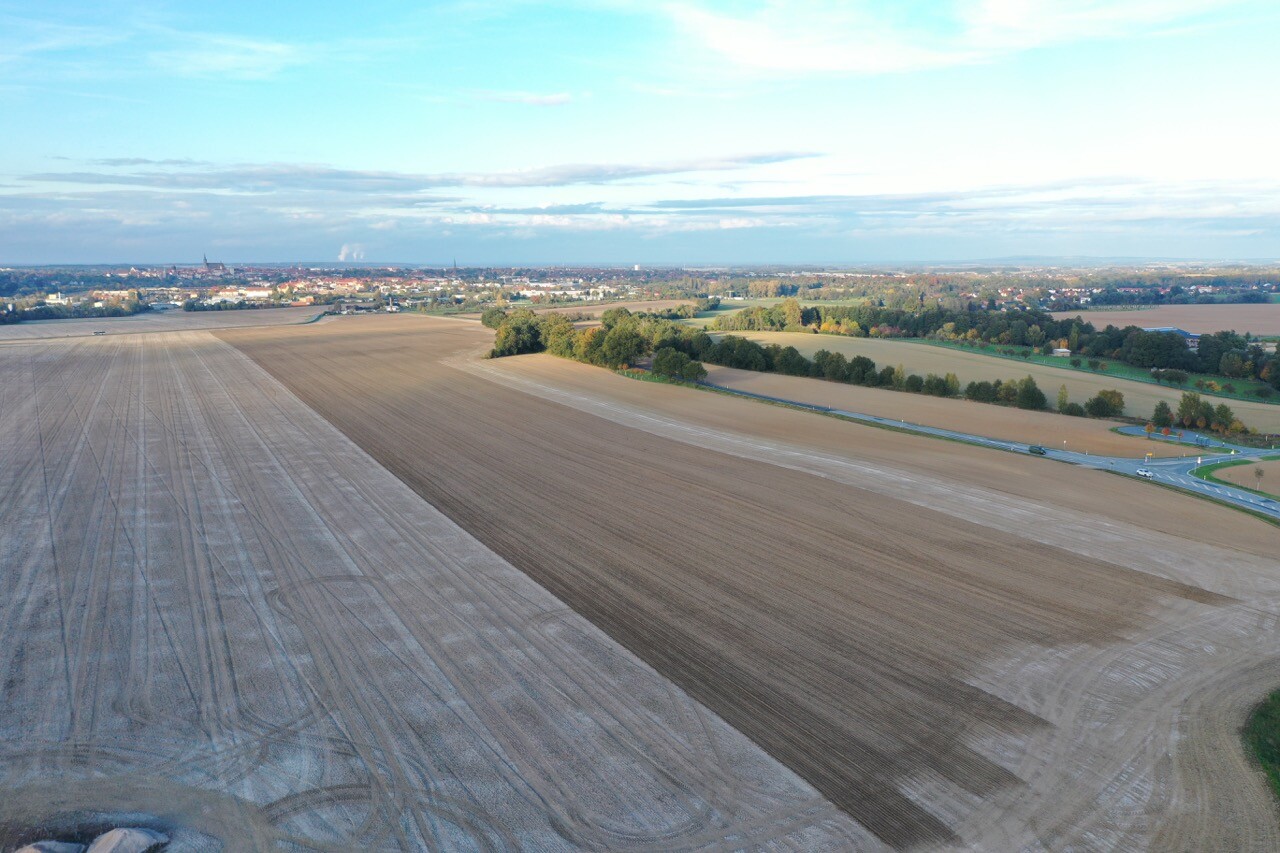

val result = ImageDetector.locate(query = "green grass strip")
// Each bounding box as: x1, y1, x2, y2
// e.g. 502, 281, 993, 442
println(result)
1245, 690, 1280, 803
912, 338, 1280, 407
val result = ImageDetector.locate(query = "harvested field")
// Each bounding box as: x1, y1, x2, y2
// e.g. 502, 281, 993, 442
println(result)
1211, 458, 1280, 496
0, 329, 865, 850
457, 299, 698, 322
0, 305, 323, 342
1052, 303, 1280, 335
223, 315, 1280, 850
723, 330, 1280, 433
701, 363, 1188, 457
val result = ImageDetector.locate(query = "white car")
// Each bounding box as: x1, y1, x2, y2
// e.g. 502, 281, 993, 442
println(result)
1135, 468, 1154, 479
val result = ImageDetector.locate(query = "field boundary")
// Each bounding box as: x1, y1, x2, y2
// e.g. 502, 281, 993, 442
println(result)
1189, 455, 1280, 499
911, 338, 1279, 407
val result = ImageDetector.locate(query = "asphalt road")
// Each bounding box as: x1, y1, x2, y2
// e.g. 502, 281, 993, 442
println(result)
700, 381, 1280, 522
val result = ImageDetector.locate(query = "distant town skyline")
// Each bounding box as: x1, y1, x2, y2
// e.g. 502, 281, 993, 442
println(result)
3, 0, 1279, 264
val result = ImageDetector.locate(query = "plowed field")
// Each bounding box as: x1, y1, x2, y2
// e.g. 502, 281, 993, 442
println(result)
0, 329, 862, 850
221, 315, 1280, 850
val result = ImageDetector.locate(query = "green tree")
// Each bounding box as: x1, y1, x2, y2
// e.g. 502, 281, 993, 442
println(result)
480, 306, 508, 329
1176, 391, 1199, 426
1212, 403, 1236, 434
1056, 384, 1070, 413
1084, 389, 1124, 418
600, 306, 633, 329
599, 325, 648, 368
1015, 376, 1047, 410
490, 309, 543, 357
539, 314, 577, 357
1152, 400, 1173, 428
652, 347, 707, 381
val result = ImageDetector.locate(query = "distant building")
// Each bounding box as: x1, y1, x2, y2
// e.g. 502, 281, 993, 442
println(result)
1052, 347, 1072, 357
203, 254, 228, 275
1143, 327, 1201, 351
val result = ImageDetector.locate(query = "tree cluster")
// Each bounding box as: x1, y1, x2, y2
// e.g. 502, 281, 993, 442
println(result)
711, 298, 1280, 393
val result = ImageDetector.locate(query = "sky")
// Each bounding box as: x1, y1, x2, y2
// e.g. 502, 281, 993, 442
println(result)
2, 0, 1279, 265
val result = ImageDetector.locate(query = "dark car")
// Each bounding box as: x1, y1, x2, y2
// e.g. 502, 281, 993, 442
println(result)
1028, 445, 1047, 456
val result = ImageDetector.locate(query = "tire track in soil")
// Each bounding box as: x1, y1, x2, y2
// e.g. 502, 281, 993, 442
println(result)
2, 329, 871, 851
218, 315, 1280, 851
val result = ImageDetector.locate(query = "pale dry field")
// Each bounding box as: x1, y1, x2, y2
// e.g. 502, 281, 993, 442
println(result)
1052, 303, 1280, 335
456, 299, 697, 322
723, 330, 1280, 433
224, 315, 1280, 851
0, 329, 865, 850
0, 305, 323, 342
1212, 459, 1280, 496
701, 364, 1188, 457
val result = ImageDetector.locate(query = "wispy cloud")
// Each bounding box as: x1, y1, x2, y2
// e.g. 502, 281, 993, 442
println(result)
475, 90, 574, 106
661, 0, 1255, 75
23, 151, 818, 193
148, 35, 305, 79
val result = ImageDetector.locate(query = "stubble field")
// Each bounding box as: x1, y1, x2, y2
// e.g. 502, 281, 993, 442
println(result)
0, 305, 323, 341
720, 331, 1280, 432
0, 326, 863, 850
221, 315, 1280, 851
700, 364, 1188, 457
1052, 303, 1280, 335
1211, 458, 1280, 496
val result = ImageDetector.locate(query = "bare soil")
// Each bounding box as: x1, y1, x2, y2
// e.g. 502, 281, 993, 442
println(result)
221, 315, 1280, 850
1212, 459, 1280, 497
723, 331, 1280, 433
0, 328, 864, 851
1052, 303, 1280, 335
0, 305, 324, 342
456, 298, 697, 322
701, 364, 1188, 457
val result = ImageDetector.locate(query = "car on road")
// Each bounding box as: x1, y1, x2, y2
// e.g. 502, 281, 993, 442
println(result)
1028, 445, 1047, 456
1136, 468, 1154, 478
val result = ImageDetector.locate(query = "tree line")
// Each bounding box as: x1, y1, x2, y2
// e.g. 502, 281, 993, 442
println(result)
485, 305, 1142, 419
709, 298, 1280, 392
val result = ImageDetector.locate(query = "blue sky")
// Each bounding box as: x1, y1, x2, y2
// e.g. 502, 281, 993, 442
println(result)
2, 0, 1278, 264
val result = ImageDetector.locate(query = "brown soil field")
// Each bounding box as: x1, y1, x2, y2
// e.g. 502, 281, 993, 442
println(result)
724, 330, 1280, 433
222, 315, 1280, 850
0, 329, 863, 850
1212, 459, 1280, 496
0, 305, 324, 341
1052, 303, 1280, 335
701, 363, 1189, 457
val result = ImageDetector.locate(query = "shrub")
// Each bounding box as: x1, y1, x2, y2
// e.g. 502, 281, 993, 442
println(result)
480, 306, 508, 329
1061, 402, 1086, 417
1084, 389, 1125, 418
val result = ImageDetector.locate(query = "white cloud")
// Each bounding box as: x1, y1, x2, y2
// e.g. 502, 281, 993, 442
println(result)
662, 0, 1252, 75
24, 151, 817, 192
476, 90, 574, 106
337, 242, 365, 261
148, 36, 305, 80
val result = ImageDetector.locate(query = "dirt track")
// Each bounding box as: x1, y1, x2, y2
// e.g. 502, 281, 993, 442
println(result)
0, 329, 866, 850
1052, 303, 1280, 335
223, 315, 1280, 850
701, 364, 1188, 457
